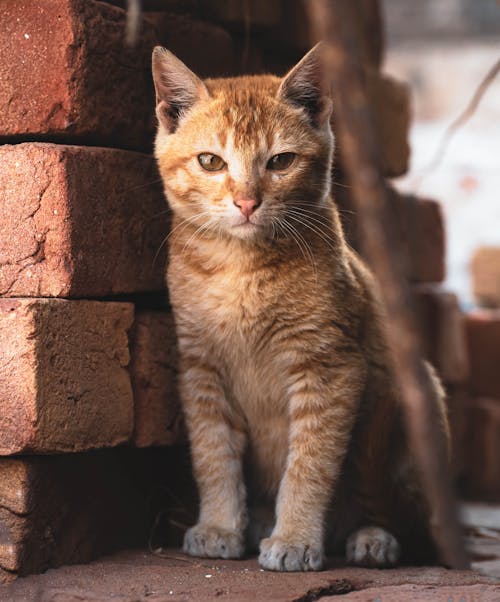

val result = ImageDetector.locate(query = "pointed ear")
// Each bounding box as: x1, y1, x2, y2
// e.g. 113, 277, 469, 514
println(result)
278, 43, 332, 127
152, 46, 209, 133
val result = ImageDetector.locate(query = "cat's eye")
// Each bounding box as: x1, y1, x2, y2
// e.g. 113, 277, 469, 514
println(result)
198, 153, 226, 172
266, 152, 296, 171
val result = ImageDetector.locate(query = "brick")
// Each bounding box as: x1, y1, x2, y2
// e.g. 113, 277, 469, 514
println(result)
0, 0, 159, 150
200, 0, 282, 29
472, 246, 500, 308
131, 311, 183, 447
150, 12, 236, 77
0, 143, 168, 297
0, 452, 150, 576
393, 194, 445, 283
462, 398, 500, 501
413, 285, 469, 383
365, 70, 411, 177
0, 298, 134, 455
334, 186, 445, 283
465, 309, 500, 398
105, 0, 199, 11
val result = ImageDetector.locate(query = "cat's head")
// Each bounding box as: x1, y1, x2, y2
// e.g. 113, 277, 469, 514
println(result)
152, 44, 334, 242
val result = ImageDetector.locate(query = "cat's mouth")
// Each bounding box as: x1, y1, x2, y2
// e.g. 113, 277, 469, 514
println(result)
233, 220, 257, 229
230, 217, 262, 238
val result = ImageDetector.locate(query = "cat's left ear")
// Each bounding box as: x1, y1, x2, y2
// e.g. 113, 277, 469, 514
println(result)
152, 46, 209, 133
278, 43, 332, 128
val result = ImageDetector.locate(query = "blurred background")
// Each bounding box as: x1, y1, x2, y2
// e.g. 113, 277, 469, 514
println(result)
385, 0, 500, 307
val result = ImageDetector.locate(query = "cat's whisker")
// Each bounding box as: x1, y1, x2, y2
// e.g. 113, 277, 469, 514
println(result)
331, 180, 352, 190
296, 202, 356, 218
280, 218, 318, 283
119, 177, 164, 194
180, 218, 216, 257
286, 210, 339, 255
152, 211, 214, 266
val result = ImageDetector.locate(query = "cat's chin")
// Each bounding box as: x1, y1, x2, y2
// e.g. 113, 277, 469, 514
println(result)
229, 221, 262, 240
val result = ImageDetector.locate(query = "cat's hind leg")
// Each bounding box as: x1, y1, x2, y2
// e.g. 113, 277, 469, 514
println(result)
346, 526, 400, 567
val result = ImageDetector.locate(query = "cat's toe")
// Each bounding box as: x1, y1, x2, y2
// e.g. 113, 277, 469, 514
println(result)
346, 526, 400, 567
259, 536, 324, 572
183, 524, 244, 559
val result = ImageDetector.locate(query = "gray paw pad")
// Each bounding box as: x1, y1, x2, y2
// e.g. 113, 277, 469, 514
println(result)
183, 524, 244, 559
346, 526, 400, 567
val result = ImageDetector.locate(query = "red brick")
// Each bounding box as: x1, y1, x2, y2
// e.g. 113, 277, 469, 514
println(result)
462, 398, 500, 502
465, 309, 500, 398
105, 0, 199, 11
365, 71, 411, 177
131, 311, 183, 447
0, 298, 134, 455
329, 72, 412, 179
200, 0, 282, 29
0, 143, 168, 297
471, 246, 500, 308
413, 285, 469, 383
150, 12, 236, 77
0, 0, 159, 150
303, 1, 383, 66
0, 452, 150, 576
335, 187, 445, 283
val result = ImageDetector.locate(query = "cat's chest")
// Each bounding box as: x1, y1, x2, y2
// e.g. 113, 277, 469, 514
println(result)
178, 265, 278, 337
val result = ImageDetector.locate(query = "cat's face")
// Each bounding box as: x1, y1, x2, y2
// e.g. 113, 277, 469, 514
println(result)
153, 45, 334, 242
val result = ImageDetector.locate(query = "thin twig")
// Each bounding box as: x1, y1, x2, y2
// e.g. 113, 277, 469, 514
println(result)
416, 57, 500, 189
306, 0, 468, 569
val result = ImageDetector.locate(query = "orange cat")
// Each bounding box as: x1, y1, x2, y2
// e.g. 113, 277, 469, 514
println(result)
152, 44, 449, 571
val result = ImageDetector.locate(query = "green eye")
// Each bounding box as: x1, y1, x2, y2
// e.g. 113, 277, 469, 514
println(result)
198, 153, 226, 172
266, 152, 296, 171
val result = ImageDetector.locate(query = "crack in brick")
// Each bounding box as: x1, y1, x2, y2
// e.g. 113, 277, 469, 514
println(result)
0, 173, 52, 295
292, 580, 354, 602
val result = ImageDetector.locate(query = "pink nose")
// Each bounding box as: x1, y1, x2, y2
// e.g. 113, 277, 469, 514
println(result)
234, 198, 258, 219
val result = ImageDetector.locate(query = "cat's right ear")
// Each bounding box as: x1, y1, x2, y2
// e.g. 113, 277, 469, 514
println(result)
278, 43, 332, 128
152, 47, 209, 133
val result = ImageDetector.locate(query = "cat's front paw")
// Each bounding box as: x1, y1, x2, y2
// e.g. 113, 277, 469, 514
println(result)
183, 524, 244, 559
259, 536, 324, 572
346, 526, 400, 567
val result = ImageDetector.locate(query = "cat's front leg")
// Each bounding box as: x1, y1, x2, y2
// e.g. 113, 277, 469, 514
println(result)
180, 360, 248, 559
259, 359, 365, 571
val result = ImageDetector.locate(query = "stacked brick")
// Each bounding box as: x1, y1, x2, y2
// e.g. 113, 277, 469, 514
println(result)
0, 0, 193, 581
0, 0, 469, 582
461, 248, 500, 500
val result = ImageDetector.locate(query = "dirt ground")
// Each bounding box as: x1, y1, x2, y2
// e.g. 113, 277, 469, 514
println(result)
1, 549, 499, 602
2, 503, 500, 601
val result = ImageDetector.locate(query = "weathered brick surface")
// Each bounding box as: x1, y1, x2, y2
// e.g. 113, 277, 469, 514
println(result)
0, 452, 150, 576
413, 285, 469, 383
335, 187, 445, 283
0, 298, 134, 455
463, 398, 500, 501
0, 0, 159, 150
0, 143, 168, 298
472, 246, 500, 308
130, 311, 183, 447
465, 309, 500, 398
